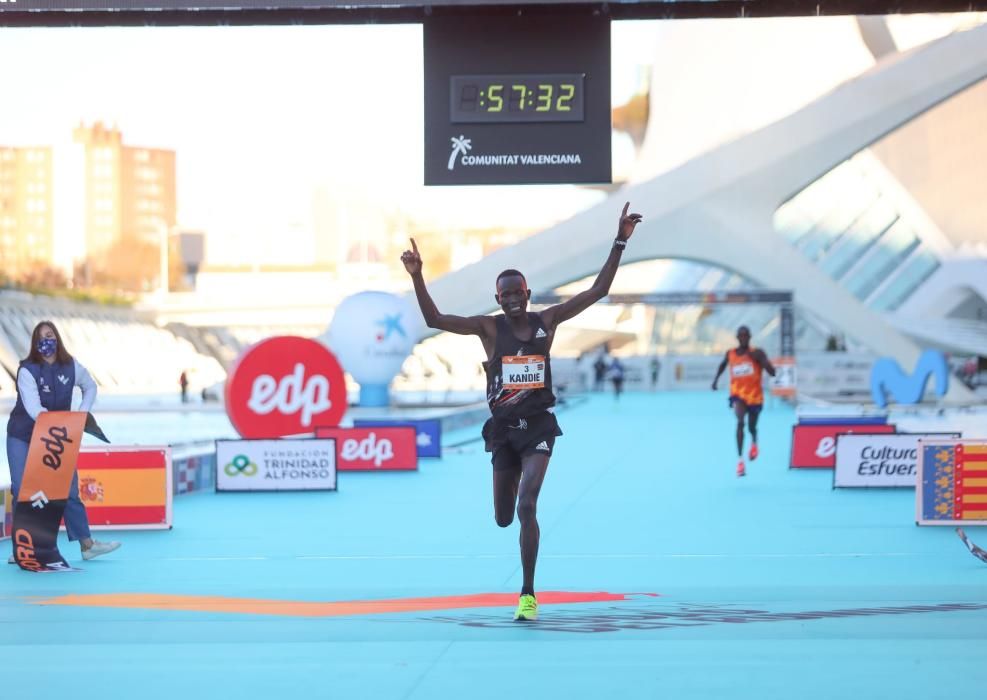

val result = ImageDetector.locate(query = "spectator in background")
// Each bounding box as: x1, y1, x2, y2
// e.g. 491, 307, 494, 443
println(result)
593, 353, 608, 392
962, 357, 977, 389
826, 334, 848, 352
574, 353, 588, 393
179, 370, 189, 404
609, 356, 625, 400
650, 355, 661, 390
6, 320, 120, 564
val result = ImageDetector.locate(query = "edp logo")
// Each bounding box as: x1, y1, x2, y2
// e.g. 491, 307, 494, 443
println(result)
341, 432, 394, 467
247, 363, 332, 428
815, 437, 836, 459
40, 425, 73, 471
225, 336, 347, 439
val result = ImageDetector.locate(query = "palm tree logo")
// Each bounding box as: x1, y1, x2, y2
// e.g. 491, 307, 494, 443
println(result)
448, 135, 472, 171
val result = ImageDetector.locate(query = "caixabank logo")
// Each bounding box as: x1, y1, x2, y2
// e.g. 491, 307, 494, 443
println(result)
225, 336, 347, 438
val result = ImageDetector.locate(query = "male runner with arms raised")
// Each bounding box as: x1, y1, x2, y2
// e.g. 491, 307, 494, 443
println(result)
401, 203, 643, 621
712, 325, 776, 477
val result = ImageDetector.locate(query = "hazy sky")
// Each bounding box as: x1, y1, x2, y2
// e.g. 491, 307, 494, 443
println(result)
0, 22, 657, 263
1, 15, 977, 266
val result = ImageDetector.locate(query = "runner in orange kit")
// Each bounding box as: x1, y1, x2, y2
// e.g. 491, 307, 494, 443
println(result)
712, 325, 776, 477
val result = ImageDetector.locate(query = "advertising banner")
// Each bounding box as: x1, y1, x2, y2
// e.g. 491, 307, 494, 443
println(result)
796, 415, 888, 426
12, 411, 87, 572
77, 447, 173, 529
769, 356, 797, 398
216, 439, 337, 492
833, 433, 961, 488
314, 426, 418, 471
796, 353, 875, 398
790, 422, 896, 469
353, 419, 442, 458
325, 291, 422, 407
917, 439, 987, 526
1, 488, 11, 540
224, 336, 348, 439
424, 14, 611, 186
871, 349, 949, 408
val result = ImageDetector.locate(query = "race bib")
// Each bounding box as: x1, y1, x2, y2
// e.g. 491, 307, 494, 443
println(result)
502, 355, 546, 390
731, 362, 754, 378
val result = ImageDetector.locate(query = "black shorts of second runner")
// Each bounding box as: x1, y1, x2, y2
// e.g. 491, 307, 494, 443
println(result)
728, 395, 763, 419
482, 411, 563, 472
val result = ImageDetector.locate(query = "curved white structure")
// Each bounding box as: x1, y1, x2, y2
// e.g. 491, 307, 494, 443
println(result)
896, 259, 987, 323
416, 24, 987, 403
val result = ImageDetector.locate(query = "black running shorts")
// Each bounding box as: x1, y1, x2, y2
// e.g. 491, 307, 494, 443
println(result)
729, 395, 763, 418
481, 411, 563, 472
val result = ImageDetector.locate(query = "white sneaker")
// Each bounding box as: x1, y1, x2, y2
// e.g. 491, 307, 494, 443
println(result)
81, 540, 121, 561
7, 555, 14, 565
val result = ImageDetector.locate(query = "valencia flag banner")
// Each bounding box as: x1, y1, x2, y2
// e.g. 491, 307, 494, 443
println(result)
918, 439, 987, 526
12, 411, 87, 572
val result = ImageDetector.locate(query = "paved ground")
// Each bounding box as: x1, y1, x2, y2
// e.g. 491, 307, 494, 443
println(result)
2, 392, 985, 699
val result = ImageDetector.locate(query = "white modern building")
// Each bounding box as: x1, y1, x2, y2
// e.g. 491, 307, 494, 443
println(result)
417, 16, 987, 402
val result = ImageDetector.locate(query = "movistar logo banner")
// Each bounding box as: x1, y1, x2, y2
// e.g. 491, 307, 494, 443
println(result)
870, 350, 949, 408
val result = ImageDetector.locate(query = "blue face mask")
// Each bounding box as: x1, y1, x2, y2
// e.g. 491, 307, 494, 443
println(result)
38, 337, 58, 357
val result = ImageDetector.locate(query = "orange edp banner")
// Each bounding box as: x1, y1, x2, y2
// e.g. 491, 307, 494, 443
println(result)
18, 412, 87, 505
13, 411, 87, 572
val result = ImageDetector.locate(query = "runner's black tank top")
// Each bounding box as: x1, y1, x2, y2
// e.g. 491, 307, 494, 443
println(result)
484, 312, 555, 420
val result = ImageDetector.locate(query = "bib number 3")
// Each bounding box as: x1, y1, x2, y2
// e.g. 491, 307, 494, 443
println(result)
502, 355, 546, 390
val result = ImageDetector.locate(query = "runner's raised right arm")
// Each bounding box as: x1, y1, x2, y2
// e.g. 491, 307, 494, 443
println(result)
401, 238, 495, 338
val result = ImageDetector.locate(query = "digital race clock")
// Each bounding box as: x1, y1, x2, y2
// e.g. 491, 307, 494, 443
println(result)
424, 13, 610, 185
450, 74, 585, 123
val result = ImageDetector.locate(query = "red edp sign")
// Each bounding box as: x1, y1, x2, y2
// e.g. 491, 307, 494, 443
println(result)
790, 423, 896, 469
314, 426, 418, 471
225, 336, 348, 439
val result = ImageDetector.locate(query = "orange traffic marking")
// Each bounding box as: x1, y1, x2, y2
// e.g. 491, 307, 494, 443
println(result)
35, 591, 653, 618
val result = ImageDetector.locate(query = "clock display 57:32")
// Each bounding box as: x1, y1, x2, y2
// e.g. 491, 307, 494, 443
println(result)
450, 74, 585, 123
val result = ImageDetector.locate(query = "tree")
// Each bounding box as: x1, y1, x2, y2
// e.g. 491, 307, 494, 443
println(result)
84, 236, 161, 292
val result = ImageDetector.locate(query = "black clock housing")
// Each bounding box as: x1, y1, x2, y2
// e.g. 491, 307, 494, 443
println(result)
424, 12, 611, 186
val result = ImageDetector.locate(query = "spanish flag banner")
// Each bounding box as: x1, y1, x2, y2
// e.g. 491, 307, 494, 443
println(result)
13, 411, 87, 572
77, 447, 172, 529
918, 439, 987, 526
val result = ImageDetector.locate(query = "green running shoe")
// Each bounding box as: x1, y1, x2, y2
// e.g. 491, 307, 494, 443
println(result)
514, 594, 538, 621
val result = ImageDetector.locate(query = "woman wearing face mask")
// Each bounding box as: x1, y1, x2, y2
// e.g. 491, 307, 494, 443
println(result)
6, 320, 120, 564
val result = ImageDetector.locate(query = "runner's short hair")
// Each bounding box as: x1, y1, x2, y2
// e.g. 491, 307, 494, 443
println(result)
496, 269, 527, 287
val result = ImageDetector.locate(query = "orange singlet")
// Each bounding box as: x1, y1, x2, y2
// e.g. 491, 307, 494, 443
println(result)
728, 347, 764, 406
